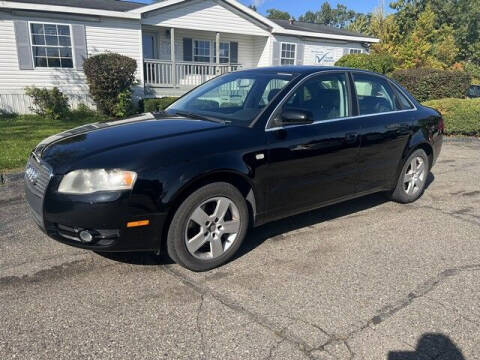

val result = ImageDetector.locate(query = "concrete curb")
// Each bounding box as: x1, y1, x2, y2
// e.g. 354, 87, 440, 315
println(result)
443, 136, 480, 143
0, 172, 24, 185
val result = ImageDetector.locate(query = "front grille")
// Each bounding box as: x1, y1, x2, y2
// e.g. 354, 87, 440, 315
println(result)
25, 156, 52, 198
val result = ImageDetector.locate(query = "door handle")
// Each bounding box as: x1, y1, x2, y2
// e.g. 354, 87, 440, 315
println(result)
345, 132, 359, 143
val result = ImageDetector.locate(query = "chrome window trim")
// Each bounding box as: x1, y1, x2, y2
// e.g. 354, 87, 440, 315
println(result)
265, 70, 418, 132
266, 108, 418, 132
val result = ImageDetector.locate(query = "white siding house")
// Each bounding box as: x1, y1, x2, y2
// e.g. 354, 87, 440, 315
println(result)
0, 0, 378, 114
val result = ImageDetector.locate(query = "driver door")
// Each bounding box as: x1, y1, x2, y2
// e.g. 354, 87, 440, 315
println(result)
265, 72, 362, 219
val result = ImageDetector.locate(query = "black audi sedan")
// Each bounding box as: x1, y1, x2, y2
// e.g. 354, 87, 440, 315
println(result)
25, 66, 443, 271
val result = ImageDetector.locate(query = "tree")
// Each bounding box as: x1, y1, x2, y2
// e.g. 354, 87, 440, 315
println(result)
348, 13, 371, 34
266, 9, 292, 20
368, 4, 401, 56
433, 25, 460, 68
390, 0, 480, 65
248, 5, 257, 12
395, 4, 437, 69
298, 2, 359, 28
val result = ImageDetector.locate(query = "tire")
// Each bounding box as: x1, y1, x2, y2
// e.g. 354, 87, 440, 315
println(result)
389, 149, 429, 203
166, 182, 249, 272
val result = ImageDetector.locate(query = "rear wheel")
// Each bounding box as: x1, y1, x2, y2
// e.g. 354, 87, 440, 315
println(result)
389, 149, 429, 203
166, 182, 249, 271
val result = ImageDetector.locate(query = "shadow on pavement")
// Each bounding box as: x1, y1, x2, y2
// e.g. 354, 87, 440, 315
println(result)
98, 172, 435, 267
388, 333, 464, 359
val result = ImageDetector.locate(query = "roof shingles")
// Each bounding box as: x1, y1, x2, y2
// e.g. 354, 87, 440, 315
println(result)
2, 0, 144, 12
271, 19, 376, 39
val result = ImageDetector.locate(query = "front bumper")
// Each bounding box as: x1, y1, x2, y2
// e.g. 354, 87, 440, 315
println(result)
25, 168, 167, 252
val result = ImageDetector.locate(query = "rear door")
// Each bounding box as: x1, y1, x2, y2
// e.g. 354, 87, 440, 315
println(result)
351, 72, 415, 192
264, 72, 362, 219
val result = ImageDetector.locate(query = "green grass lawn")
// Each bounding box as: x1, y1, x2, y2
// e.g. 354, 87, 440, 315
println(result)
0, 111, 108, 171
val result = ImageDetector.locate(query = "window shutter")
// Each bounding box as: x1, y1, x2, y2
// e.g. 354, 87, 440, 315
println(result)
72, 24, 87, 70
14, 20, 34, 70
272, 40, 280, 66
183, 38, 193, 62
230, 42, 238, 64
296, 43, 304, 65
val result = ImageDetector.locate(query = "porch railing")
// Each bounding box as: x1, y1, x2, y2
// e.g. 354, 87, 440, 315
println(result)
144, 60, 243, 88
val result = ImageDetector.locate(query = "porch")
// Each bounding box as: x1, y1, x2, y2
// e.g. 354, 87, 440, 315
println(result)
141, 26, 268, 94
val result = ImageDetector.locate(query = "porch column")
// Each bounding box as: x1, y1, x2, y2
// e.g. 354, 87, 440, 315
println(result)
216, 32, 220, 75
170, 27, 176, 87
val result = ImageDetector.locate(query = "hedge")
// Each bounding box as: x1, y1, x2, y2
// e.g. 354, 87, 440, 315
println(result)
392, 68, 471, 102
144, 97, 178, 112
423, 98, 480, 136
335, 53, 396, 74
83, 53, 137, 116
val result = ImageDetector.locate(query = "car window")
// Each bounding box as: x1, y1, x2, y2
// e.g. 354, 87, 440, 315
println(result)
259, 79, 290, 107
196, 78, 255, 109
167, 71, 296, 125
281, 73, 349, 123
391, 85, 414, 110
353, 74, 395, 115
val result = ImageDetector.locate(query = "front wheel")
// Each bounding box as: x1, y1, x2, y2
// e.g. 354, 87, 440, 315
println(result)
166, 182, 249, 271
389, 149, 429, 203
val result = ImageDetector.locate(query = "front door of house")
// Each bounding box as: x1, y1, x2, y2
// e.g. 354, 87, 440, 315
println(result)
142, 33, 156, 59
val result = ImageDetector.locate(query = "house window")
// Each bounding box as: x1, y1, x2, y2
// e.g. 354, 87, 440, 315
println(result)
214, 42, 230, 64
281, 43, 296, 65
349, 48, 363, 54
30, 23, 73, 68
194, 40, 211, 63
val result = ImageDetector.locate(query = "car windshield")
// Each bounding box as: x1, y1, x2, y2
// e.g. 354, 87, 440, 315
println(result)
166, 71, 296, 125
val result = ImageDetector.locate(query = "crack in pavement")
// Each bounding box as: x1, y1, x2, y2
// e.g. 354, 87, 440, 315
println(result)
425, 296, 480, 328
411, 204, 480, 227
196, 293, 207, 360
162, 265, 319, 359
264, 338, 286, 360
162, 263, 480, 360
362, 264, 480, 328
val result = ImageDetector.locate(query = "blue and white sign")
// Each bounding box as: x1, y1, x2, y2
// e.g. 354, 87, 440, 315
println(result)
309, 46, 344, 66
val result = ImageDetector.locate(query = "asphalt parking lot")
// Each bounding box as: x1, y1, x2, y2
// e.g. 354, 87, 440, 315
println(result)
1, 139, 479, 360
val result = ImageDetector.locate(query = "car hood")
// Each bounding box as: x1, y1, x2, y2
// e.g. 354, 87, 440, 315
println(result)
35, 113, 226, 171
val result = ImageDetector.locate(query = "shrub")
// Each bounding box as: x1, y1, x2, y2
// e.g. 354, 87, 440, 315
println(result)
335, 53, 396, 74
75, 103, 94, 115
25, 87, 70, 119
144, 97, 178, 112
83, 53, 137, 116
423, 98, 480, 136
391, 68, 471, 102
111, 89, 136, 118
464, 62, 480, 84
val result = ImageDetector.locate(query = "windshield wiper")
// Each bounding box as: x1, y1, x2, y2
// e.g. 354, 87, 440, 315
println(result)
174, 111, 225, 124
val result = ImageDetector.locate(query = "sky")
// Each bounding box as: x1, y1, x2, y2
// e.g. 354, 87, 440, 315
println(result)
132, 0, 388, 18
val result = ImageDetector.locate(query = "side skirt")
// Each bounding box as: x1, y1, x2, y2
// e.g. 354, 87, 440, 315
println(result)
253, 186, 389, 227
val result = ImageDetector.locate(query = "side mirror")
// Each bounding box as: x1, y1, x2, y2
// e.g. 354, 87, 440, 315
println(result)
281, 110, 314, 125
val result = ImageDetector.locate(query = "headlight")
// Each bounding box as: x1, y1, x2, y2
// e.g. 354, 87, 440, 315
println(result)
58, 169, 137, 194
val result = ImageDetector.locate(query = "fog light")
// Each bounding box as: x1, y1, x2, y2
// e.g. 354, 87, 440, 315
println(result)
79, 230, 93, 243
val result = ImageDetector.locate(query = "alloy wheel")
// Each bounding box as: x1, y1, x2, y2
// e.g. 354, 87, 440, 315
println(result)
184, 197, 241, 260
403, 156, 426, 195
